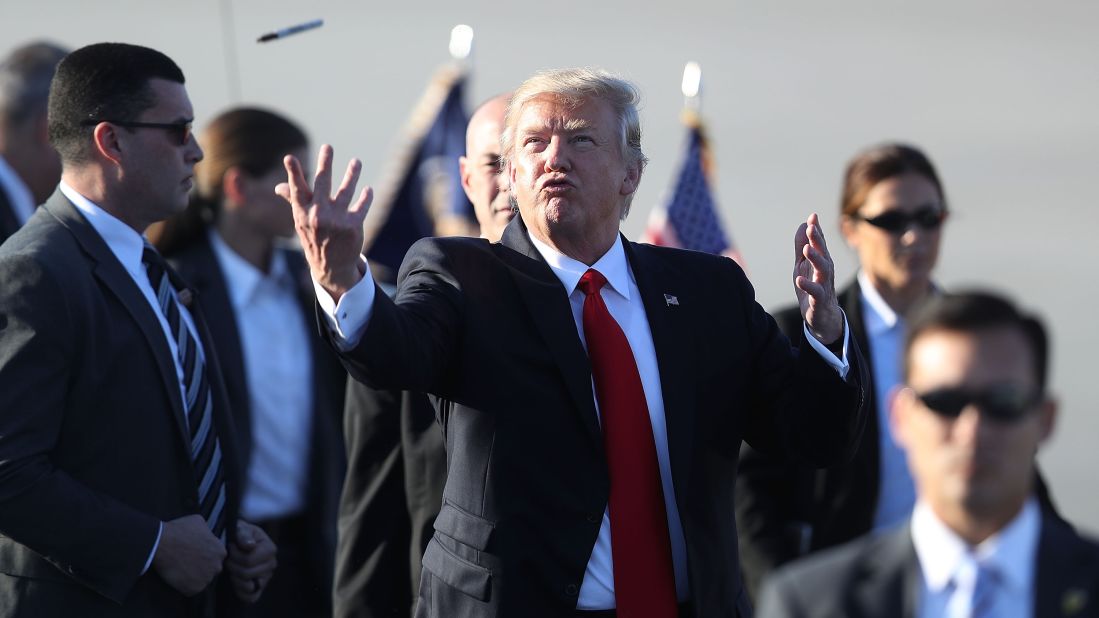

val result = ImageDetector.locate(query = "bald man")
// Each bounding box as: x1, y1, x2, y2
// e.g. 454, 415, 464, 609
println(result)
334, 95, 511, 618
460, 94, 513, 242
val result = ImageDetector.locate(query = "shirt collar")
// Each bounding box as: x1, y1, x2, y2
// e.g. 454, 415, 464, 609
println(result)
208, 229, 290, 310
0, 154, 37, 225
59, 181, 146, 279
858, 270, 901, 334
911, 497, 1039, 594
527, 232, 631, 301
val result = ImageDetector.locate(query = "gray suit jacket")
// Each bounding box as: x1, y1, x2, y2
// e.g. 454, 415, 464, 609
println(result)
756, 514, 1099, 618
0, 191, 242, 617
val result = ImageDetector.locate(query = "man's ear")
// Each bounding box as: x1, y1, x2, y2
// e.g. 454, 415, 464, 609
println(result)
459, 156, 473, 197
619, 162, 641, 197
92, 122, 124, 165
1037, 396, 1058, 445
839, 216, 859, 249
889, 385, 914, 449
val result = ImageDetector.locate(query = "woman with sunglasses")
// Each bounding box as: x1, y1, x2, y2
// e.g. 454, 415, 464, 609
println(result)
148, 107, 347, 618
736, 142, 1064, 604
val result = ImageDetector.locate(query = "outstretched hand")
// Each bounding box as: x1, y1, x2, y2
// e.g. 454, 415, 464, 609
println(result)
275, 144, 373, 303
793, 213, 843, 345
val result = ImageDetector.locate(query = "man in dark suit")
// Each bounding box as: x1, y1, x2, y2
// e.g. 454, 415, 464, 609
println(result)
0, 41, 68, 245
0, 42, 275, 616
281, 68, 869, 617
334, 93, 512, 618
757, 291, 1099, 618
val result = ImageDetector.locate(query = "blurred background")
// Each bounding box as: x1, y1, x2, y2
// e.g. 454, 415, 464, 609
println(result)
4, 0, 1097, 530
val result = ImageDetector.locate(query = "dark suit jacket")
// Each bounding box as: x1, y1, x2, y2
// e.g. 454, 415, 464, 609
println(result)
0, 191, 242, 617
756, 514, 1099, 618
0, 183, 22, 246
334, 386, 447, 618
737, 279, 1067, 604
165, 232, 347, 613
335, 216, 870, 618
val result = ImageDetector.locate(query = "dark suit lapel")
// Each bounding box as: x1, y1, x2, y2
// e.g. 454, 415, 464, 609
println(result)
169, 235, 251, 458
498, 218, 602, 448
1035, 514, 1098, 617
849, 527, 918, 618
42, 192, 191, 452
622, 240, 696, 497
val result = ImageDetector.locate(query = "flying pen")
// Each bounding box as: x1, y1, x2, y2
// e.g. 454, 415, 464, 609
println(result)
257, 19, 324, 43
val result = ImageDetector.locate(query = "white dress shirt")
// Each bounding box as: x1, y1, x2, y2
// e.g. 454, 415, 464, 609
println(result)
61, 181, 211, 572
317, 232, 850, 608
911, 498, 1039, 618
0, 154, 37, 226
858, 271, 917, 531
209, 231, 313, 521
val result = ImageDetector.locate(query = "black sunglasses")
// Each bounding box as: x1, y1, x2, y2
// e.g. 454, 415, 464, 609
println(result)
81, 118, 194, 146
913, 384, 1042, 423
855, 207, 946, 234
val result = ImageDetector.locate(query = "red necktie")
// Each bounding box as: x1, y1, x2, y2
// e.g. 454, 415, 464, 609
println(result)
578, 269, 678, 617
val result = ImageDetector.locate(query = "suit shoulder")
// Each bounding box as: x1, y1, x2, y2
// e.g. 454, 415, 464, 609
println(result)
763, 530, 898, 607
629, 241, 747, 282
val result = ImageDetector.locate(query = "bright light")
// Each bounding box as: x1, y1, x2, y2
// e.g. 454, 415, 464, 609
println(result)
681, 61, 702, 98
450, 25, 474, 60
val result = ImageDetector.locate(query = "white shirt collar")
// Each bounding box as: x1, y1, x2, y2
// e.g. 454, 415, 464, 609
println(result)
912, 497, 1039, 594
59, 181, 147, 279
858, 270, 901, 334
0, 154, 37, 225
527, 231, 632, 301
208, 228, 291, 311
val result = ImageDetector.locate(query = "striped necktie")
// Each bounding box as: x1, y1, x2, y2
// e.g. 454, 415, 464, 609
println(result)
142, 243, 227, 541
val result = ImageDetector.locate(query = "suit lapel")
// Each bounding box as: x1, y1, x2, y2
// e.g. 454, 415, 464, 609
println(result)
849, 526, 918, 618
622, 241, 696, 497
43, 192, 192, 452
169, 235, 251, 457
1035, 515, 1098, 617
499, 218, 602, 448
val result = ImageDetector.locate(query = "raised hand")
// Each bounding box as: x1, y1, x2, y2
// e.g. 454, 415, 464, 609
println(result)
793, 213, 843, 345
276, 144, 373, 303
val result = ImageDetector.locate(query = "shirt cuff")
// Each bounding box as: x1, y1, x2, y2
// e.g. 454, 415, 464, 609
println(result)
315, 256, 375, 351
142, 521, 163, 575
802, 310, 850, 380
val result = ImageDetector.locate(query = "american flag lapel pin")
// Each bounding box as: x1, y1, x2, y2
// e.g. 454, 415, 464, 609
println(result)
664, 293, 679, 307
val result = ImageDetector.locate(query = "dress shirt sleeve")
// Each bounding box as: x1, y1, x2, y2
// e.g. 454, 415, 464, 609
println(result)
141, 522, 163, 574
315, 257, 376, 350
801, 310, 850, 379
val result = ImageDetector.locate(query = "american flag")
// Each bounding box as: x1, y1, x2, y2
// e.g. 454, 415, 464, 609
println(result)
641, 110, 744, 269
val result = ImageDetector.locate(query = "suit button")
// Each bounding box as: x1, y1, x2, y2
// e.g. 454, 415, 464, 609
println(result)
565, 584, 578, 596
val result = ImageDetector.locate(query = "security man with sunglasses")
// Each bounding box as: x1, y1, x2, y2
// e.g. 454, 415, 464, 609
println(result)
736, 143, 1063, 603
0, 43, 276, 616
757, 290, 1099, 618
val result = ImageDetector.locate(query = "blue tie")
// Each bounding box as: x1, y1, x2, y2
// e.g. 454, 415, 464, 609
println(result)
970, 562, 1001, 617
143, 243, 227, 541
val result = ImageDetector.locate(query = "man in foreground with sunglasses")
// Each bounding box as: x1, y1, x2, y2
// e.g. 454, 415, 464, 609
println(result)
757, 291, 1099, 617
0, 42, 275, 616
